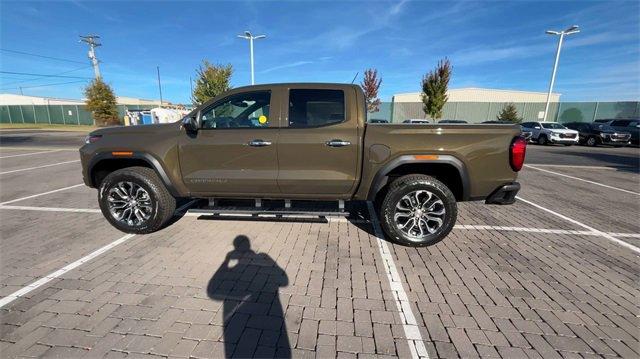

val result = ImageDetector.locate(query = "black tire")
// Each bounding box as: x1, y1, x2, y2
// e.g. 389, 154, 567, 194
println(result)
586, 136, 598, 147
98, 166, 176, 234
379, 174, 457, 247
537, 135, 548, 145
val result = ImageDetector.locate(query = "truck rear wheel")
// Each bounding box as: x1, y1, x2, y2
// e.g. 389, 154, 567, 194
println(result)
98, 167, 176, 234
379, 174, 457, 247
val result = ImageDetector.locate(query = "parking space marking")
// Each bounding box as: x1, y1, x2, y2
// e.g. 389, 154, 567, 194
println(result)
525, 164, 623, 170
455, 224, 640, 238
525, 164, 640, 195
0, 233, 135, 309
517, 196, 640, 254
0, 205, 100, 213
0, 146, 78, 151
0, 183, 84, 205
0, 149, 63, 159
0, 159, 80, 175
367, 202, 429, 359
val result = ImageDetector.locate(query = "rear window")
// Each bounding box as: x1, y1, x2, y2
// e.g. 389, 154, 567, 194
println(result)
288, 89, 345, 128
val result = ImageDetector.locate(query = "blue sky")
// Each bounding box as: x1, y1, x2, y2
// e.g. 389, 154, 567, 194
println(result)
1, 0, 638, 103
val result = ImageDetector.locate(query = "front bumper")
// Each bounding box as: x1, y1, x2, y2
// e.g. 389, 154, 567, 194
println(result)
485, 182, 520, 205
549, 136, 578, 144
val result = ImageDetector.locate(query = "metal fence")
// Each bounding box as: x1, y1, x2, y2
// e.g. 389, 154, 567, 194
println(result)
369, 101, 640, 124
2, 101, 638, 126
0, 104, 156, 125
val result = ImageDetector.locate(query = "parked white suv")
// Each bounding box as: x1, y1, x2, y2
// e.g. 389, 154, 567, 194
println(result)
521, 121, 579, 146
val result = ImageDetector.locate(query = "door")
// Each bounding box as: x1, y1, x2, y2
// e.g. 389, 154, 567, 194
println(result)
276, 87, 360, 197
178, 90, 281, 196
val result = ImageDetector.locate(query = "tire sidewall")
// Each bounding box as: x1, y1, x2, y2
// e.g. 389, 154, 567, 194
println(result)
587, 137, 597, 146
538, 135, 547, 145
98, 171, 161, 234
380, 178, 457, 247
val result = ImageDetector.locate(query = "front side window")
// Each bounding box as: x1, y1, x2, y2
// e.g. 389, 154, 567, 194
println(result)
288, 89, 345, 128
200, 91, 271, 129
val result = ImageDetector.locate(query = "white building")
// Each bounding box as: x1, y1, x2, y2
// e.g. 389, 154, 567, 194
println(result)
392, 88, 560, 103
0, 93, 164, 106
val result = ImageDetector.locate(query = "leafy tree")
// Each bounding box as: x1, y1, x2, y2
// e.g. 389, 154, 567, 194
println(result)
192, 60, 233, 106
360, 68, 382, 113
421, 58, 452, 120
497, 103, 523, 123
84, 78, 119, 126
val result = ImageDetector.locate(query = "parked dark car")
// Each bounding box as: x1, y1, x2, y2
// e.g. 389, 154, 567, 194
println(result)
608, 119, 639, 146
564, 122, 632, 147
368, 118, 389, 124
438, 120, 468, 124
482, 120, 513, 124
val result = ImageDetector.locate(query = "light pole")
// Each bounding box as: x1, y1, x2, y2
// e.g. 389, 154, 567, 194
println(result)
237, 31, 266, 85
543, 25, 579, 122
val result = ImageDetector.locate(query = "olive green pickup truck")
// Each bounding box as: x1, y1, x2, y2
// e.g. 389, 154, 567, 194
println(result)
80, 83, 526, 246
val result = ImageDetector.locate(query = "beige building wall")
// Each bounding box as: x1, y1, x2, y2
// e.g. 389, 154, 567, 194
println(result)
393, 88, 561, 103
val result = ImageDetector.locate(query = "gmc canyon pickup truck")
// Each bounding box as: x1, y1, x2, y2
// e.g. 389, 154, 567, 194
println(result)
80, 83, 525, 246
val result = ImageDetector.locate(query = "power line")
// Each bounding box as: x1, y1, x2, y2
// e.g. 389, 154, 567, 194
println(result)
0, 79, 88, 91
0, 65, 92, 87
0, 48, 86, 64
0, 70, 92, 79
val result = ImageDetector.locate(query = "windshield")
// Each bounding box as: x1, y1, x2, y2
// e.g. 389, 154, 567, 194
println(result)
541, 123, 566, 129
594, 124, 616, 132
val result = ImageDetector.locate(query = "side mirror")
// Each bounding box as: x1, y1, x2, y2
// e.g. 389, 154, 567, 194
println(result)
182, 116, 198, 133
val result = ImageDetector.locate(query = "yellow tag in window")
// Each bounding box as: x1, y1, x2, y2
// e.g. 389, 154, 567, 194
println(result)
258, 115, 268, 124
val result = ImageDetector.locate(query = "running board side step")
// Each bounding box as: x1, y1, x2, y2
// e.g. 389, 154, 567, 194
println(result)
190, 199, 349, 217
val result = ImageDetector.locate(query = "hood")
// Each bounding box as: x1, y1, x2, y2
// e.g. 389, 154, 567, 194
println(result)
89, 123, 180, 136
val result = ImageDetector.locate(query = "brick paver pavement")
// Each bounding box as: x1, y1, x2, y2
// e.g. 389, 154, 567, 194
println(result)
0, 148, 638, 358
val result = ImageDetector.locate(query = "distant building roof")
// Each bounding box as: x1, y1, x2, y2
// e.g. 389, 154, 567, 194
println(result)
393, 88, 561, 103
0, 93, 168, 106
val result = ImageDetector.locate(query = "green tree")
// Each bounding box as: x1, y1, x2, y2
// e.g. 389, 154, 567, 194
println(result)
497, 103, 523, 123
421, 58, 452, 120
192, 60, 233, 106
84, 78, 119, 126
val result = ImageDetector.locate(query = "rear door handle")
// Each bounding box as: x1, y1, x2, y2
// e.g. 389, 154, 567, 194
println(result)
325, 139, 351, 147
248, 139, 272, 147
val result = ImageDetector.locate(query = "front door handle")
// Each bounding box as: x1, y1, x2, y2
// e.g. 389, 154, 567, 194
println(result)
248, 139, 272, 147
325, 139, 351, 147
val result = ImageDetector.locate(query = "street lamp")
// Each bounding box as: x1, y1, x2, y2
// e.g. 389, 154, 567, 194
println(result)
543, 25, 580, 122
237, 31, 266, 85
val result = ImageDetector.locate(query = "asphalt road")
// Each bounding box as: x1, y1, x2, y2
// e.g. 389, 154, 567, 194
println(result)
0, 130, 638, 358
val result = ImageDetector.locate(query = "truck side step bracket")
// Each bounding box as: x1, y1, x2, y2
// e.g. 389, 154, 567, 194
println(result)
191, 199, 349, 217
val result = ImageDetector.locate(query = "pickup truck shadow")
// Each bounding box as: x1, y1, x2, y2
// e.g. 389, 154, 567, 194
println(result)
207, 235, 291, 358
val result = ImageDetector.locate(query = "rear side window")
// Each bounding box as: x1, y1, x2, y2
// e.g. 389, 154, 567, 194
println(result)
288, 89, 345, 128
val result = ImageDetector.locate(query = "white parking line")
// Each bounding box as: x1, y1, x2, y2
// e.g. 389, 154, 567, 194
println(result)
0, 149, 63, 159
0, 205, 100, 213
454, 225, 640, 238
0, 233, 136, 309
367, 202, 429, 359
525, 165, 640, 196
525, 164, 622, 170
0, 160, 80, 175
0, 183, 84, 205
516, 196, 640, 254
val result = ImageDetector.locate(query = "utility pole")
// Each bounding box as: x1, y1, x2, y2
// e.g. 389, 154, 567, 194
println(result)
157, 66, 163, 107
237, 31, 266, 85
80, 35, 102, 79
543, 25, 579, 122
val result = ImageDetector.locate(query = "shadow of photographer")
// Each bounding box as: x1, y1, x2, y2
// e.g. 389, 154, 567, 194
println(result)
207, 235, 291, 358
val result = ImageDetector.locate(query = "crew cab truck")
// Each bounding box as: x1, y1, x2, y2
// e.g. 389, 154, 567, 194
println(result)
80, 83, 525, 246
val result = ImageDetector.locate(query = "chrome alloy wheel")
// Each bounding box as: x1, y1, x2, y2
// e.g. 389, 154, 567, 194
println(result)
107, 181, 153, 226
393, 190, 446, 241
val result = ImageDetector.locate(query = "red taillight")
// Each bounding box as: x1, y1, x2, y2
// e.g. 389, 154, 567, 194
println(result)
510, 136, 527, 172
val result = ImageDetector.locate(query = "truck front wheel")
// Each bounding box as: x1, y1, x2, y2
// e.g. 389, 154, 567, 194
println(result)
98, 166, 176, 234
379, 174, 457, 247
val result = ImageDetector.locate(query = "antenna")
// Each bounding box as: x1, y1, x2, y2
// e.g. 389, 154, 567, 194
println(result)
350, 72, 359, 84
